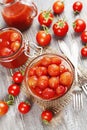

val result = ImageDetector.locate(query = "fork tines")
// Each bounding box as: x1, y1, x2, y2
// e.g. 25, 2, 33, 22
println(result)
73, 91, 83, 110
82, 84, 87, 96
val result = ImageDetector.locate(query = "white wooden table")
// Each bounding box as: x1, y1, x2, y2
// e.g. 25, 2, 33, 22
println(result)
0, 0, 87, 130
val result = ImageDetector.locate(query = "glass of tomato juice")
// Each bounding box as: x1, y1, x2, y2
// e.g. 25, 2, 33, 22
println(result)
0, 0, 37, 31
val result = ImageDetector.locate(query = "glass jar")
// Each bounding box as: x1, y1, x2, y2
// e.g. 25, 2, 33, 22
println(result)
0, 27, 42, 68
0, 0, 37, 31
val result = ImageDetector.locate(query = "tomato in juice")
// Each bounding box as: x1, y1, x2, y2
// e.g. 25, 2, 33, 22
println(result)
2, 1, 35, 31
0, 28, 28, 68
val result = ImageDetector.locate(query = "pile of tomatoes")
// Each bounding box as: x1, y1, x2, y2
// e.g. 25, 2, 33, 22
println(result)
36, 1, 87, 57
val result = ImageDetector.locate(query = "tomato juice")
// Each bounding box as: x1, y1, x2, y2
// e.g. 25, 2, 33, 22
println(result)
0, 28, 28, 68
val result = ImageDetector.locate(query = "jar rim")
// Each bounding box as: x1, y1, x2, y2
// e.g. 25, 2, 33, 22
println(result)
0, 27, 24, 61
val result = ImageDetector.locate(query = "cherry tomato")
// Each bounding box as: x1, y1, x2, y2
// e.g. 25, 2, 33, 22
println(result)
73, 19, 86, 33
8, 84, 20, 96
51, 56, 61, 65
36, 30, 51, 47
53, 19, 69, 37
10, 32, 21, 42
35, 87, 42, 95
36, 66, 48, 77
81, 47, 87, 57
81, 31, 87, 43
18, 102, 31, 114
38, 10, 53, 27
0, 101, 8, 116
28, 67, 37, 76
12, 71, 23, 84
11, 41, 21, 52
56, 85, 66, 96
59, 72, 73, 86
41, 57, 51, 67
49, 77, 59, 89
42, 88, 55, 99
53, 1, 64, 14
48, 64, 60, 76
41, 110, 53, 122
28, 76, 38, 88
73, 1, 83, 14
37, 76, 49, 90
59, 64, 68, 74
0, 47, 13, 56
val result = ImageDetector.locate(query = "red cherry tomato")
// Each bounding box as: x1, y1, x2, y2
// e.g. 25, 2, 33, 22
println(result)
59, 64, 68, 74
38, 10, 53, 27
49, 77, 59, 89
56, 85, 66, 96
28, 76, 38, 88
81, 31, 87, 43
42, 88, 55, 99
36, 30, 51, 47
0, 101, 8, 116
18, 102, 31, 114
12, 71, 23, 84
8, 84, 20, 96
36, 66, 48, 77
37, 76, 49, 90
53, 1, 64, 14
48, 64, 60, 76
11, 41, 21, 52
73, 1, 83, 14
73, 19, 86, 33
10, 32, 21, 42
0, 47, 13, 56
59, 72, 73, 86
53, 19, 69, 37
41, 110, 53, 122
81, 47, 87, 57
28, 67, 37, 76
41, 57, 51, 67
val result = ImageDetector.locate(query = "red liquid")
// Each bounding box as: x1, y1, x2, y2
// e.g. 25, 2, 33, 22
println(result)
0, 29, 28, 68
2, 2, 34, 31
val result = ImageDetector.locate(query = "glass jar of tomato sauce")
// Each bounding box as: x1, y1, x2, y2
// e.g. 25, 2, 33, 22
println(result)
0, 0, 37, 31
0, 27, 42, 68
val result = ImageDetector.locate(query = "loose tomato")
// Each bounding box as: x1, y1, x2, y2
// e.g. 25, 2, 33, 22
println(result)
73, 19, 86, 33
12, 71, 23, 84
37, 76, 49, 90
81, 47, 87, 57
36, 66, 48, 77
18, 102, 31, 114
49, 77, 59, 89
73, 1, 83, 14
36, 30, 51, 47
41, 110, 53, 122
56, 85, 66, 96
11, 41, 21, 52
81, 31, 87, 43
42, 88, 55, 99
28, 76, 38, 88
48, 64, 60, 76
38, 10, 53, 27
41, 57, 51, 67
0, 101, 8, 116
53, 1, 64, 14
59, 71, 73, 86
53, 19, 69, 37
8, 84, 20, 96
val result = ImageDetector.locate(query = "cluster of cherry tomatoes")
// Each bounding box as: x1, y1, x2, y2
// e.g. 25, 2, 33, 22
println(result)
0, 71, 31, 116
36, 1, 87, 57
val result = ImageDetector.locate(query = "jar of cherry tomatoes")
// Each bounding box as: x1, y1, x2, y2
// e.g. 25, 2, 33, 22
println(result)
0, 27, 42, 68
0, 0, 37, 31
